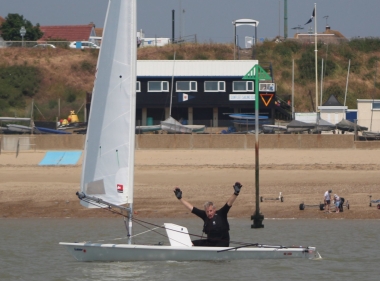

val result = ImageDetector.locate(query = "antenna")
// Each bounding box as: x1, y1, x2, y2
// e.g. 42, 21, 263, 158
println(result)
323, 15, 329, 26
291, 25, 304, 35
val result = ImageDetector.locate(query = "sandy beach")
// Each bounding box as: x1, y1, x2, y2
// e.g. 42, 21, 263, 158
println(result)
0, 149, 379, 219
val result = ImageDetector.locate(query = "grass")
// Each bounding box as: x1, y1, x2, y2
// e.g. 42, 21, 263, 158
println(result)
0, 40, 379, 120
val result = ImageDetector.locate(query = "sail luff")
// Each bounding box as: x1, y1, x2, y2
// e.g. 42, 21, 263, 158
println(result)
80, 0, 136, 208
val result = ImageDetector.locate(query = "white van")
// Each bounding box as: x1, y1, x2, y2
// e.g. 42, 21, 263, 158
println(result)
69, 41, 100, 49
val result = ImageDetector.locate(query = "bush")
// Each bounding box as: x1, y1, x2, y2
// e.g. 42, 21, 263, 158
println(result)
0, 64, 41, 109
348, 37, 380, 53
368, 56, 380, 69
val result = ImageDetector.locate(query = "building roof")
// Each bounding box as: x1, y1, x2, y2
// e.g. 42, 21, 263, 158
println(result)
322, 95, 344, 106
137, 60, 259, 77
39, 24, 95, 41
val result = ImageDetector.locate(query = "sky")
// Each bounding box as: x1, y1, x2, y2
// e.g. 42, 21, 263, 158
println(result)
1, 0, 379, 46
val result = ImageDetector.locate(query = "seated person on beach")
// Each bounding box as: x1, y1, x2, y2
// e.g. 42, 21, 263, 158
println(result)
173, 182, 242, 247
333, 194, 341, 213
324, 190, 332, 213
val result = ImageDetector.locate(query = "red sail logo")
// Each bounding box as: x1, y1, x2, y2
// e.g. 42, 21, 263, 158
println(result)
117, 184, 123, 193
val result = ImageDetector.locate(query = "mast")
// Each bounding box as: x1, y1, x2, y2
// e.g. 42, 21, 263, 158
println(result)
314, 3, 318, 113
170, 51, 176, 117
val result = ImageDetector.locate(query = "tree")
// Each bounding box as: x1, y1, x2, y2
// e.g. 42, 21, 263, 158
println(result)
0, 13, 43, 41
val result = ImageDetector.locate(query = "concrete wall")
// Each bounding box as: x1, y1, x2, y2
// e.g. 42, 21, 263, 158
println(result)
0, 135, 85, 151
2, 134, 380, 151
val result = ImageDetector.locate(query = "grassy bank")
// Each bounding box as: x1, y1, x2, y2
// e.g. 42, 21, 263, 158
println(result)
0, 40, 379, 121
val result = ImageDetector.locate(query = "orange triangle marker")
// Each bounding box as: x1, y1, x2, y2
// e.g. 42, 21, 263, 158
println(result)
260, 94, 274, 107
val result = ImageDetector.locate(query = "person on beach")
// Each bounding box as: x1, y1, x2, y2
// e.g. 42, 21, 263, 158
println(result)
324, 190, 332, 213
333, 194, 341, 213
173, 182, 242, 247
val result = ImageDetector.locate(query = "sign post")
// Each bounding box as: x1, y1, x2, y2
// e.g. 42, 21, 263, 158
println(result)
243, 64, 272, 229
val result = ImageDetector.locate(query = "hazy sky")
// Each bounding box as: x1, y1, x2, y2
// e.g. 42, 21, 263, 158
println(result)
1, 0, 379, 45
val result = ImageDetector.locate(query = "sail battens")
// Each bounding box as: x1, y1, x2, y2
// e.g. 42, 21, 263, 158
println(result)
80, 0, 136, 208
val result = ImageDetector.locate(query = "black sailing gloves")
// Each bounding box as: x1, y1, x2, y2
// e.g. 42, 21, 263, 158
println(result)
233, 182, 242, 196
174, 187, 182, 200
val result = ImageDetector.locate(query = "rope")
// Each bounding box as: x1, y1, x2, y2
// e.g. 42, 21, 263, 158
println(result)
79, 196, 256, 246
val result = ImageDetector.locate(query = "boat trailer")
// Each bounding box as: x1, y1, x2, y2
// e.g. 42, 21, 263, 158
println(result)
299, 197, 349, 211
260, 192, 284, 202
368, 195, 380, 208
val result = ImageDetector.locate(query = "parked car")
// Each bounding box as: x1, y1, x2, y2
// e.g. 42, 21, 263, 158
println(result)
69, 41, 100, 49
33, 44, 56, 49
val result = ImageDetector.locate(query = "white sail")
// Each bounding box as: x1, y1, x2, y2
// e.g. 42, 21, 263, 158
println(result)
80, 0, 136, 207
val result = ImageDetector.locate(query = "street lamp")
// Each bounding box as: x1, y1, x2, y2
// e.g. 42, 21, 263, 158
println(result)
20, 26, 26, 47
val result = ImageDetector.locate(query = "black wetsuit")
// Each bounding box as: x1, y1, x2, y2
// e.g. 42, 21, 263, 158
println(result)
191, 203, 231, 247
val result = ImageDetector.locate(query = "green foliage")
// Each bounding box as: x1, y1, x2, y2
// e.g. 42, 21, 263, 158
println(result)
48, 100, 58, 109
0, 64, 42, 110
348, 37, 380, 53
80, 60, 95, 73
273, 41, 302, 58
64, 87, 83, 103
324, 60, 337, 78
281, 70, 291, 80
367, 56, 380, 69
323, 84, 344, 103
296, 52, 315, 80
70, 60, 96, 73
0, 13, 43, 41
192, 53, 209, 60
337, 44, 355, 60
167, 53, 184, 60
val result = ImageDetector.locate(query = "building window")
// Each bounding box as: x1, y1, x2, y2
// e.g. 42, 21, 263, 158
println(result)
148, 81, 169, 92
204, 81, 225, 92
136, 81, 141, 92
372, 101, 380, 110
233, 81, 254, 92
176, 81, 197, 92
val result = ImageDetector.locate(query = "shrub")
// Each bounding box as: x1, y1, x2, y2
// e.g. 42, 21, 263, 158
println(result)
0, 64, 41, 109
349, 37, 380, 53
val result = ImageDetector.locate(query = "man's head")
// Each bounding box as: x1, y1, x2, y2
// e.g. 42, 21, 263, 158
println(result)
204, 202, 216, 219
329, 190, 332, 193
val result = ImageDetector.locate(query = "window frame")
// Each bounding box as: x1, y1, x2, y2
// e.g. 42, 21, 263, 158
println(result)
204, 81, 226, 92
136, 81, 141, 92
176, 81, 197, 92
372, 101, 380, 110
232, 81, 254, 92
147, 81, 169, 92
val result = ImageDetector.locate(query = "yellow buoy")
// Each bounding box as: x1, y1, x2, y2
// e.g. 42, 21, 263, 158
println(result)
68, 110, 79, 123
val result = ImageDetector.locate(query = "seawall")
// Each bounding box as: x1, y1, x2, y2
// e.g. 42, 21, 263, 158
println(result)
1, 134, 380, 151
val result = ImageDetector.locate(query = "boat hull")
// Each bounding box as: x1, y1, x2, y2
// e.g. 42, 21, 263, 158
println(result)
59, 242, 320, 262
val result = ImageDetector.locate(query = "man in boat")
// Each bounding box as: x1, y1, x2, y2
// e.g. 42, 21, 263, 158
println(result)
324, 190, 332, 213
173, 182, 242, 247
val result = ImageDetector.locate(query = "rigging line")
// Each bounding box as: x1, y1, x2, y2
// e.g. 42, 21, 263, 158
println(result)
132, 217, 248, 245
131, 219, 191, 247
79, 198, 256, 246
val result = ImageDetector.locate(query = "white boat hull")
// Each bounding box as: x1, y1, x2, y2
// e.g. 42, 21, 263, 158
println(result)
59, 242, 320, 262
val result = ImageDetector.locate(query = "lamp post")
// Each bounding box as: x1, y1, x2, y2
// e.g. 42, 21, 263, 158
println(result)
20, 26, 26, 47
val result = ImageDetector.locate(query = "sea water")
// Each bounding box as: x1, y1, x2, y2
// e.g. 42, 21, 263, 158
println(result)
0, 218, 379, 281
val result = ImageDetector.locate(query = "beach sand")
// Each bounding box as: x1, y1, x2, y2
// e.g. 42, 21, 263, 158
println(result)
0, 149, 379, 219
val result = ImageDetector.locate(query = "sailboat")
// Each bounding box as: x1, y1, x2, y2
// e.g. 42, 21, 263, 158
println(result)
60, 0, 320, 262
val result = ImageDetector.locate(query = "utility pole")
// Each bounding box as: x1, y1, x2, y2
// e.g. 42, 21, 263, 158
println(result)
284, 0, 288, 39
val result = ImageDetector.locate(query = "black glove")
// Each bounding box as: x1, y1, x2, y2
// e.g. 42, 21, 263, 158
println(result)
233, 182, 242, 195
174, 187, 182, 199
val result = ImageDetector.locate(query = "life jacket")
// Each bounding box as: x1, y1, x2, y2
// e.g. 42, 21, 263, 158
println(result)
203, 213, 229, 239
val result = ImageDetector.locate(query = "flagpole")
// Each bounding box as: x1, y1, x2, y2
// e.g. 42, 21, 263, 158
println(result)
314, 3, 318, 113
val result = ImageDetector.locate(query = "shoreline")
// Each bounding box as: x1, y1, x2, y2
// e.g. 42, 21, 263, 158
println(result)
1, 149, 379, 219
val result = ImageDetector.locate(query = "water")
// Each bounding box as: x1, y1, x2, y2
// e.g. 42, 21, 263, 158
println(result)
1, 218, 379, 281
